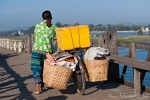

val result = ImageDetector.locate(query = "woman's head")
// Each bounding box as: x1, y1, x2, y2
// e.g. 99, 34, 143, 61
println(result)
42, 10, 52, 27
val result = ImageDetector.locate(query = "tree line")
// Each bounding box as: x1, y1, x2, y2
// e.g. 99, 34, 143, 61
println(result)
0, 22, 150, 36
55, 22, 150, 32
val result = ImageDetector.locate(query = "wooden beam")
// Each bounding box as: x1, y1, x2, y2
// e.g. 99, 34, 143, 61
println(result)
108, 55, 150, 70
117, 41, 150, 50
135, 42, 150, 50
117, 41, 130, 48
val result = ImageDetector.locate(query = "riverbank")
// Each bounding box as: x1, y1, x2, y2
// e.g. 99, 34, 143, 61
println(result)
118, 36, 150, 42
91, 30, 149, 34
91, 36, 150, 42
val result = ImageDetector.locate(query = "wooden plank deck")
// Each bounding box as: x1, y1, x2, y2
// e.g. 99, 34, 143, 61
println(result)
0, 47, 150, 100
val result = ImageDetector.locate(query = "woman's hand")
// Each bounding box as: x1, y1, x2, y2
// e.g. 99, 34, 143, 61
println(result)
46, 53, 55, 62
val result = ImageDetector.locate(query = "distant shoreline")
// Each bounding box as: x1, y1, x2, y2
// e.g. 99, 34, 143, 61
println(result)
91, 30, 149, 34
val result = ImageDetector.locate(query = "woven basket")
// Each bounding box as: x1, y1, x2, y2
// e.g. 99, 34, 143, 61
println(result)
84, 58, 109, 82
43, 60, 73, 89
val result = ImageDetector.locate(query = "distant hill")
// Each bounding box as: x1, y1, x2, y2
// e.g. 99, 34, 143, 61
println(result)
119, 22, 150, 26
0, 26, 33, 35
11, 26, 30, 31
119, 22, 133, 26
138, 23, 149, 26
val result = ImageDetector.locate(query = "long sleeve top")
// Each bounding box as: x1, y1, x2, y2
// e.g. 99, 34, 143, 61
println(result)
32, 20, 57, 54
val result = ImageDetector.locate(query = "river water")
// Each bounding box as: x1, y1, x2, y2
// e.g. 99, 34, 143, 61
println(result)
118, 46, 150, 87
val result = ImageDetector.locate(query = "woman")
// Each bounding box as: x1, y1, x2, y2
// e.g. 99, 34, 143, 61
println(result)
30, 10, 56, 94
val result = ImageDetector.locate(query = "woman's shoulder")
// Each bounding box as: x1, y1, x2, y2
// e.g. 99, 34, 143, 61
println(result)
35, 21, 46, 27
50, 24, 57, 30
51, 24, 57, 28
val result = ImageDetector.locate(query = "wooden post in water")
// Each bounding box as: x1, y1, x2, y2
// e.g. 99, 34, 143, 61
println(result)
27, 34, 32, 53
102, 31, 119, 81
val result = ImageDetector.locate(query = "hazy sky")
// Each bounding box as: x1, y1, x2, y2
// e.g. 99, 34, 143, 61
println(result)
0, 0, 150, 31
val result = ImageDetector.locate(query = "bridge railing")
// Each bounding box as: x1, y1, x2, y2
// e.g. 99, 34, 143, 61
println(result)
0, 34, 33, 53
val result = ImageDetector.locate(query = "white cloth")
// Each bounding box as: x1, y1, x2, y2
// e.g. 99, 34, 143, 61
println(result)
46, 57, 78, 71
83, 47, 109, 60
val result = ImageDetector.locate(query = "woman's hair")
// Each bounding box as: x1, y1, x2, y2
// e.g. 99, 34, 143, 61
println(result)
42, 10, 52, 27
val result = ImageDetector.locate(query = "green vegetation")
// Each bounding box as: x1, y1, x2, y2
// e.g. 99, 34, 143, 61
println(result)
118, 36, 150, 42
55, 22, 148, 32
137, 29, 143, 35
90, 36, 102, 40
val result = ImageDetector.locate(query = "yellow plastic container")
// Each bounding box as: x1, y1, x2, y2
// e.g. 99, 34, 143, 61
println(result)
55, 25, 90, 50
69, 26, 80, 48
56, 27, 74, 50
76, 25, 90, 48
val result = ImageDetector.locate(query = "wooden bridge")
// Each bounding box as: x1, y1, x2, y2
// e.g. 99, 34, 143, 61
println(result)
0, 32, 150, 100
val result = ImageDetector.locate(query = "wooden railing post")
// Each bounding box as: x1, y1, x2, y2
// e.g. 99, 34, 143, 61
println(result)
27, 34, 32, 53
10, 40, 13, 50
102, 31, 119, 81
14, 41, 17, 51
98, 40, 101, 47
6, 39, 10, 49
18, 41, 22, 52
4, 40, 7, 48
2, 39, 4, 48
31, 34, 34, 47
0, 39, 1, 47
21, 39, 25, 52
131, 42, 141, 96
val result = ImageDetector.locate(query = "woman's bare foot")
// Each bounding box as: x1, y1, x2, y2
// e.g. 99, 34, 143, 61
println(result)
33, 84, 40, 94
